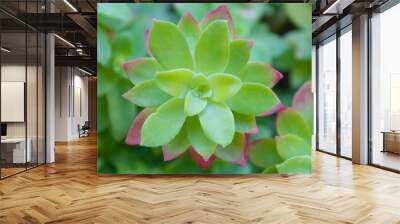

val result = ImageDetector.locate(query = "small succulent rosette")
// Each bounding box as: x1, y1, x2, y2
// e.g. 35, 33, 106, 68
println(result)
122, 5, 286, 169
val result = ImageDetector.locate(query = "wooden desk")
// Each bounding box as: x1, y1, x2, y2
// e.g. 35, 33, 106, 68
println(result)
1, 138, 31, 163
382, 131, 400, 154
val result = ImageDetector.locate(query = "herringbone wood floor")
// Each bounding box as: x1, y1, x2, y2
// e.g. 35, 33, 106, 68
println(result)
1, 135, 400, 224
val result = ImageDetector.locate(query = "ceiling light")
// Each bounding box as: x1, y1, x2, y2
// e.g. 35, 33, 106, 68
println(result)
78, 67, 93, 76
1, 47, 11, 53
54, 34, 75, 48
63, 0, 78, 12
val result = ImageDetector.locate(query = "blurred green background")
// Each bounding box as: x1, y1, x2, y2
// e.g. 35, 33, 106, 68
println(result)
97, 3, 312, 174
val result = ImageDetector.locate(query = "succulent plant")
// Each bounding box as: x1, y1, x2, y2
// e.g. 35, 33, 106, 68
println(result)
122, 5, 285, 169
249, 81, 313, 174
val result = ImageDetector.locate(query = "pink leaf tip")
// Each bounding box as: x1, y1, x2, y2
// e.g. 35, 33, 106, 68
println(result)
201, 4, 235, 34
190, 148, 216, 169
144, 29, 152, 57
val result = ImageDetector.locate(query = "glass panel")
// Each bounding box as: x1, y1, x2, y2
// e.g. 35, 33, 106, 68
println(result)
339, 29, 352, 158
27, 30, 38, 169
318, 37, 337, 154
371, 5, 400, 171
1, 30, 27, 177
38, 32, 45, 165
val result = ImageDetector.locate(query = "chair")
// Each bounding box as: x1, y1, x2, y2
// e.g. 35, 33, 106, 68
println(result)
78, 121, 90, 138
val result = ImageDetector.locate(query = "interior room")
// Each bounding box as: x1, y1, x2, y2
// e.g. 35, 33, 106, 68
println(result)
0, 7, 46, 178
370, 3, 400, 171
0, 0, 399, 223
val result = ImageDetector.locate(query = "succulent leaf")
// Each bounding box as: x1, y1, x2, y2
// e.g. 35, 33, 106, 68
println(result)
227, 83, 279, 115
215, 133, 247, 166
249, 139, 283, 168
125, 108, 154, 145
195, 20, 230, 75
270, 66, 284, 87
208, 73, 242, 102
224, 39, 252, 74
293, 81, 313, 132
276, 109, 311, 140
275, 155, 312, 174
156, 69, 193, 97
187, 117, 217, 160
123, 80, 171, 107
144, 29, 152, 56
189, 148, 216, 169
184, 91, 208, 116
233, 112, 257, 133
141, 98, 186, 147
190, 74, 212, 98
237, 62, 277, 87
260, 102, 285, 117
199, 102, 234, 147
149, 20, 193, 69
263, 166, 279, 174
276, 134, 311, 160
163, 127, 190, 161
178, 12, 201, 53
200, 5, 234, 34
123, 58, 161, 85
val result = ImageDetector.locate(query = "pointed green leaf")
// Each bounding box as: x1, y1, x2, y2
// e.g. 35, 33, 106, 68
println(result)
195, 20, 229, 75
200, 5, 234, 34
123, 80, 171, 107
178, 12, 201, 53
156, 69, 193, 97
141, 98, 186, 147
190, 74, 212, 98
208, 73, 242, 102
293, 81, 314, 133
237, 62, 276, 87
227, 83, 279, 115
184, 91, 207, 116
249, 139, 283, 168
233, 112, 256, 133
123, 58, 161, 85
225, 39, 251, 74
263, 165, 278, 174
165, 126, 190, 157
276, 134, 311, 160
276, 155, 312, 174
215, 133, 245, 163
149, 20, 193, 69
199, 102, 234, 146
277, 109, 311, 141
187, 117, 217, 160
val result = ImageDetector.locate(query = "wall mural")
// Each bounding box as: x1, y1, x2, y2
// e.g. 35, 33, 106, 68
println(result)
97, 3, 312, 174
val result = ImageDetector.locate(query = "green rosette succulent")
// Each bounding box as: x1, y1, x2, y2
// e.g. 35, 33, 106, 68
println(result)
122, 5, 284, 169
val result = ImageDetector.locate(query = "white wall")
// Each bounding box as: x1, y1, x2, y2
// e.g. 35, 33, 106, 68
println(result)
54, 67, 89, 141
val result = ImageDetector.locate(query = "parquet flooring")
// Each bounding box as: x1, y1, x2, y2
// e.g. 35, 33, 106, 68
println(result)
1, 135, 400, 223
